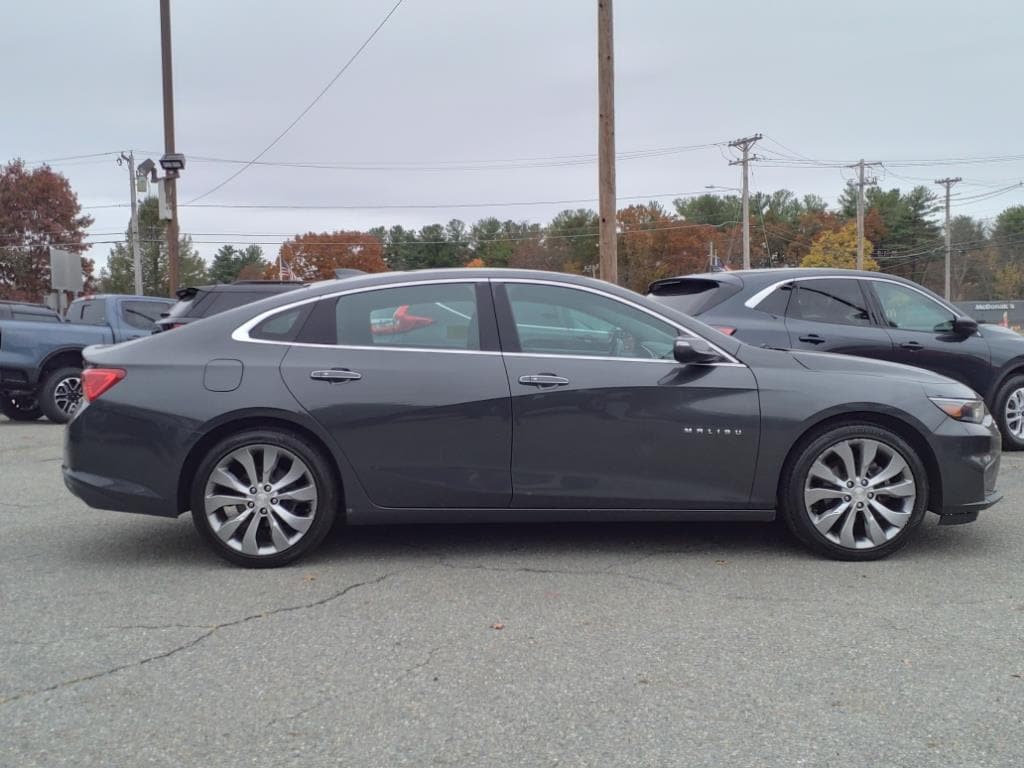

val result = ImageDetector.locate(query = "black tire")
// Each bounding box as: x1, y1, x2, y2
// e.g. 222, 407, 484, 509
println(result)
779, 423, 929, 561
190, 429, 339, 568
38, 366, 84, 424
0, 396, 44, 422
993, 375, 1024, 451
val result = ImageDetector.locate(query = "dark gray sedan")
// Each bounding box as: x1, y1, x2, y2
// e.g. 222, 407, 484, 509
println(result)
63, 269, 1002, 567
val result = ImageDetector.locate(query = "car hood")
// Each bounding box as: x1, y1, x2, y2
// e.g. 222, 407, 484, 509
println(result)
788, 349, 976, 396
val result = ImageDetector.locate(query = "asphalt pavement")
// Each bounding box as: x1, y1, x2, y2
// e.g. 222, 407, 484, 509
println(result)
1, 420, 1022, 767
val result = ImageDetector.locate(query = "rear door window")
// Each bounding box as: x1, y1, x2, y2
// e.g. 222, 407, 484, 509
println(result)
788, 279, 872, 326
299, 283, 481, 350
76, 299, 108, 325
120, 301, 165, 330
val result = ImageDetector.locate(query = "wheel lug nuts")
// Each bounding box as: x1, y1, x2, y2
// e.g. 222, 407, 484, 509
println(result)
843, 495, 851, 502
271, 498, 278, 505
264, 485, 272, 492
260, 508, 267, 514
846, 481, 854, 488
861, 479, 868, 486
247, 501, 254, 508
250, 487, 257, 494
857, 502, 864, 508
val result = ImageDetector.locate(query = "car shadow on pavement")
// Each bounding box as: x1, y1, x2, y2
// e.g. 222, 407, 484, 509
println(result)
60, 513, 1002, 570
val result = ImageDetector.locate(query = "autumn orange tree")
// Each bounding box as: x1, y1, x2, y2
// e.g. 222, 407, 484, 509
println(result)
268, 231, 388, 280
0, 159, 94, 301
801, 222, 879, 270
616, 203, 723, 291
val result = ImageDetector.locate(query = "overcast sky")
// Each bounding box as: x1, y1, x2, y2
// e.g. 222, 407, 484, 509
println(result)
3, 0, 1023, 270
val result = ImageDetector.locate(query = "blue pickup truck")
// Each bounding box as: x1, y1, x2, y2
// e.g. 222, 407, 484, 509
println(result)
0, 294, 173, 423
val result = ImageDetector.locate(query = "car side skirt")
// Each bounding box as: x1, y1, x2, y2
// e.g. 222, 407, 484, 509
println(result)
344, 507, 776, 525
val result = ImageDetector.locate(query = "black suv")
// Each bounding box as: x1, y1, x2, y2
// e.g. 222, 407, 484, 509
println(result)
155, 281, 307, 332
649, 268, 1024, 449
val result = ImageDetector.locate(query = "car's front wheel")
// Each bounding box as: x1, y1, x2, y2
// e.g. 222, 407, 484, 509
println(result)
0, 396, 44, 422
190, 429, 338, 567
780, 424, 928, 560
994, 375, 1024, 451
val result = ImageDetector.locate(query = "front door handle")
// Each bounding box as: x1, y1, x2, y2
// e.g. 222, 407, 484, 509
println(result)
310, 369, 362, 382
798, 334, 826, 345
899, 341, 924, 351
518, 374, 570, 388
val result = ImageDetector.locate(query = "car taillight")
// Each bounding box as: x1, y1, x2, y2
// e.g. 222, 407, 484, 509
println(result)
714, 326, 737, 336
82, 368, 126, 402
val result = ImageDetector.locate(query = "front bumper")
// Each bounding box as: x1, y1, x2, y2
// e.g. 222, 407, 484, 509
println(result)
929, 415, 1002, 523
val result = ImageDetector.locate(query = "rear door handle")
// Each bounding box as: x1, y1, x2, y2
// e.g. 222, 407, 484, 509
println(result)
518, 374, 570, 388
899, 341, 924, 351
798, 334, 826, 345
310, 369, 362, 382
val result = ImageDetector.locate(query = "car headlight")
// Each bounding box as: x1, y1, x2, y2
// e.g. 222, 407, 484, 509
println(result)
929, 397, 987, 424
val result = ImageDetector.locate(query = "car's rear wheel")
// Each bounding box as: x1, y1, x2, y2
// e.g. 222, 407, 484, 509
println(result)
0, 396, 44, 422
994, 375, 1024, 451
39, 367, 83, 424
780, 424, 928, 560
190, 429, 338, 567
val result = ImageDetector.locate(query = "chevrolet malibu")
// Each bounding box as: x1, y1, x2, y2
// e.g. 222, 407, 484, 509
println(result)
63, 269, 1002, 567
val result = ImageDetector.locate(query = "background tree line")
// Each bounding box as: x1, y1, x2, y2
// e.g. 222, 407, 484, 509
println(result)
3, 158, 1024, 302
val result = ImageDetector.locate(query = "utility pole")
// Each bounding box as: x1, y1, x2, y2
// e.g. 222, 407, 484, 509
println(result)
118, 152, 144, 295
728, 134, 761, 269
847, 159, 881, 270
160, 0, 180, 298
936, 177, 962, 300
597, 0, 617, 284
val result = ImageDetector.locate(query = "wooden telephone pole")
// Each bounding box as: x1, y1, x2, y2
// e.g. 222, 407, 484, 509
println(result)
847, 159, 881, 270
936, 177, 962, 299
597, 0, 617, 284
160, 0, 180, 297
728, 134, 761, 269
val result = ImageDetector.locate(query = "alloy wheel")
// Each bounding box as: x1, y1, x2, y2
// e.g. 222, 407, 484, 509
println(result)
802, 438, 916, 550
1004, 387, 1024, 439
203, 444, 318, 556
53, 376, 83, 417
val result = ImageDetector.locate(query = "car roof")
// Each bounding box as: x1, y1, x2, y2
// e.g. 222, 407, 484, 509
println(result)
659, 268, 920, 289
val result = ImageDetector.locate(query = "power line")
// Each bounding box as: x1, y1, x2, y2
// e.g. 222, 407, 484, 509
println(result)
186, 0, 407, 204
83, 189, 717, 212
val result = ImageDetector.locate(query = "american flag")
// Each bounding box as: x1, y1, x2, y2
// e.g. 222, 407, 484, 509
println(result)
279, 257, 292, 281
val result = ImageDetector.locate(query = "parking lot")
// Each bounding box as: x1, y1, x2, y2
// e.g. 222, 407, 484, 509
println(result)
0, 420, 1021, 767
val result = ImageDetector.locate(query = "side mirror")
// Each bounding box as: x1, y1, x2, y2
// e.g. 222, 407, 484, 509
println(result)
953, 317, 979, 337
673, 338, 723, 365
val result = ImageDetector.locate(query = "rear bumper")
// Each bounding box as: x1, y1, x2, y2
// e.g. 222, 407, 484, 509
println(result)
62, 400, 194, 518
63, 467, 179, 517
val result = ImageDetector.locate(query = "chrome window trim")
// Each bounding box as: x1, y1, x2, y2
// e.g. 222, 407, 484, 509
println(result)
744, 274, 962, 318
503, 351, 745, 367
231, 275, 743, 365
496, 277, 743, 365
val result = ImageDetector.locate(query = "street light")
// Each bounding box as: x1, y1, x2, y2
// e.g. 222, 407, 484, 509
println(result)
159, 152, 186, 178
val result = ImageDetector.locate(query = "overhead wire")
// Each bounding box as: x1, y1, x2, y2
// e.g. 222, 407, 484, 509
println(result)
186, 0, 407, 204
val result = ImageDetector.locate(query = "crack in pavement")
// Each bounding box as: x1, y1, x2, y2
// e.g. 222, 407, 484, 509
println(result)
265, 644, 443, 731
0, 572, 397, 706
